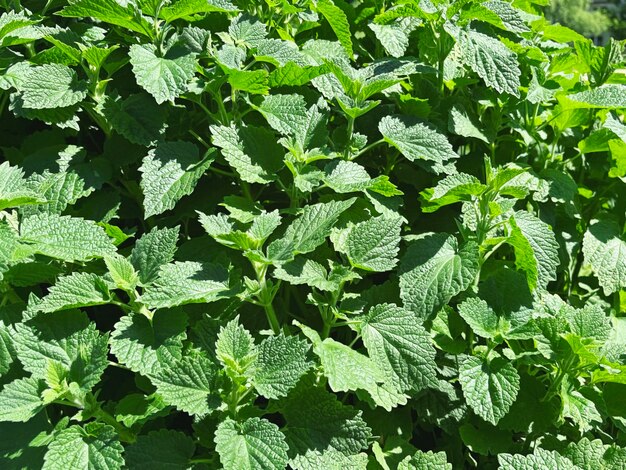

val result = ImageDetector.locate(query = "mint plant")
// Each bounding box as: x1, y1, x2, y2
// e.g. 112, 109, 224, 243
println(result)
0, 0, 625, 468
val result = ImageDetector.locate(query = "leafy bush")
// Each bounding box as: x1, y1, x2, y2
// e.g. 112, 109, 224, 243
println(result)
0, 0, 625, 468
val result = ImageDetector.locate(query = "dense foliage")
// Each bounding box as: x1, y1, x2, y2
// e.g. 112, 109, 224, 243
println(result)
0, 0, 625, 468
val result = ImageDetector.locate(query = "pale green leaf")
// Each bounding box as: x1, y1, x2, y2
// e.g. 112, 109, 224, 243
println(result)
160, 0, 237, 22
379, 115, 458, 174
369, 18, 420, 58
0, 377, 45, 423
104, 255, 138, 290
345, 216, 402, 272
139, 142, 214, 218
42, 423, 124, 470
0, 161, 43, 210
508, 210, 560, 290
316, 0, 353, 59
130, 226, 180, 285
566, 85, 626, 109
140, 261, 232, 309
36, 272, 111, 313
110, 310, 187, 376
215, 417, 288, 470
13, 310, 109, 392
291, 450, 368, 470
459, 355, 520, 425
300, 324, 387, 403
420, 173, 486, 213
255, 93, 308, 137
582, 218, 626, 295
59, 0, 153, 37
17, 64, 88, 109
228, 13, 267, 48
399, 233, 479, 320
360, 304, 438, 393
498, 448, 579, 470
267, 198, 356, 263
150, 354, 220, 418
249, 334, 312, 399
210, 124, 284, 184
398, 450, 452, 470
129, 44, 197, 104
216, 317, 256, 376
448, 105, 490, 143
458, 29, 520, 97
20, 213, 116, 262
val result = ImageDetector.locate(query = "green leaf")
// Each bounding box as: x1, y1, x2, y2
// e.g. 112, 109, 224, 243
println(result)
323, 160, 402, 197
459, 355, 520, 425
59, 0, 153, 37
228, 13, 267, 48
0, 161, 44, 210
139, 142, 214, 218
215, 417, 289, 470
448, 105, 490, 143
104, 254, 138, 290
150, 354, 220, 418
290, 449, 369, 470
498, 448, 579, 470
16, 64, 88, 109
566, 85, 626, 109
100, 93, 167, 146
249, 334, 313, 399
42, 423, 124, 470
216, 317, 256, 376
160, 0, 237, 22
300, 324, 388, 405
457, 297, 503, 340
420, 173, 486, 213
316, 0, 353, 59
130, 226, 179, 285
457, 29, 521, 97
398, 450, 452, 470
210, 124, 284, 184
36, 272, 111, 313
140, 261, 233, 309
399, 233, 479, 320
0, 377, 46, 422
21, 169, 90, 216
282, 378, 371, 455
124, 429, 195, 470
508, 210, 560, 290
129, 44, 197, 104
267, 198, 356, 263
273, 258, 337, 291
20, 213, 116, 262
110, 310, 187, 376
582, 218, 626, 295
343, 216, 402, 272
360, 304, 438, 393
379, 116, 458, 174
14, 310, 109, 392
369, 19, 420, 58
255, 93, 308, 137
564, 437, 608, 470
561, 384, 602, 433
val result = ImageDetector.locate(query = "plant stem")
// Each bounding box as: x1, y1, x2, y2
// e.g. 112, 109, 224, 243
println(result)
353, 138, 385, 159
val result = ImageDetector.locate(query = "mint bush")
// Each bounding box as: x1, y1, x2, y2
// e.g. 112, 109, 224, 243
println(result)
0, 0, 625, 468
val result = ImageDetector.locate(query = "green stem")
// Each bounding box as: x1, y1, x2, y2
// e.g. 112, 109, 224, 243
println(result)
263, 301, 281, 335
344, 116, 355, 158
353, 138, 385, 159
